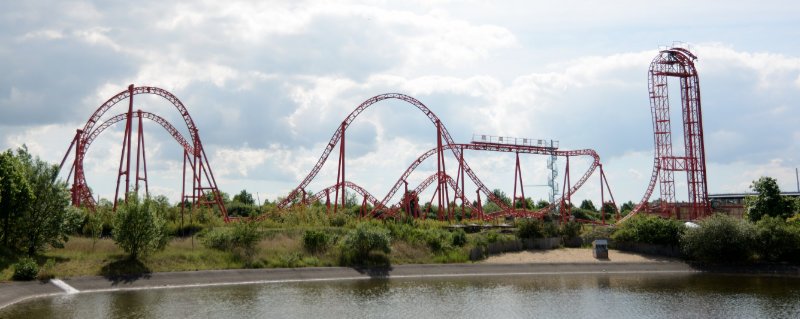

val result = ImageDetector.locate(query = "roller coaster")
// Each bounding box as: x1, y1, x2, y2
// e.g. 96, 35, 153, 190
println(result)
58, 46, 711, 224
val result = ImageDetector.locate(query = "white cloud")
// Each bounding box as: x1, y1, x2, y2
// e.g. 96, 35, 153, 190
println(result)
3, 0, 800, 206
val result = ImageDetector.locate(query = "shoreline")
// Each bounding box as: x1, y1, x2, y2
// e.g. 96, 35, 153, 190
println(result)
1, 261, 695, 311
3, 250, 799, 312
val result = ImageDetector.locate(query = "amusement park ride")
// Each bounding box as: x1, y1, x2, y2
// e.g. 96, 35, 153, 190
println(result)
58, 46, 711, 224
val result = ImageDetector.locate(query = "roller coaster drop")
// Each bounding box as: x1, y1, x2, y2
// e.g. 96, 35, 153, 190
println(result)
59, 46, 709, 224
276, 92, 619, 223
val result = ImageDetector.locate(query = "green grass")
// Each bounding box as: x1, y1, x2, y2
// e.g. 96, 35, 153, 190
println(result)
1, 219, 502, 281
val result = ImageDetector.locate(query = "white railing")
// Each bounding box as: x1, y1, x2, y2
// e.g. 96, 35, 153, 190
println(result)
471, 134, 558, 148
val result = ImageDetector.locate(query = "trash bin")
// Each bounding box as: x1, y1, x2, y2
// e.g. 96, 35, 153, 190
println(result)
592, 239, 608, 259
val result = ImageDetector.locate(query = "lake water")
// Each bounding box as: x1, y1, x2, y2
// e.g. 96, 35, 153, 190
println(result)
2, 273, 800, 318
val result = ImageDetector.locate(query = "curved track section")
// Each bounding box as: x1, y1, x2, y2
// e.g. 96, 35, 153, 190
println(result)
62, 85, 227, 221
625, 47, 709, 222
71, 111, 195, 207
278, 93, 509, 211
82, 86, 201, 150
379, 143, 600, 219
306, 181, 382, 208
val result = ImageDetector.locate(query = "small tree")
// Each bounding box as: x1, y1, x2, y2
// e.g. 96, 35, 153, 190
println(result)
113, 193, 168, 260
340, 223, 391, 264
579, 199, 597, 212
232, 189, 255, 205
745, 177, 793, 222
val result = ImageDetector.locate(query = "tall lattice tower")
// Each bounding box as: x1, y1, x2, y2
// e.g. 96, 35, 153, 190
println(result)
632, 45, 711, 220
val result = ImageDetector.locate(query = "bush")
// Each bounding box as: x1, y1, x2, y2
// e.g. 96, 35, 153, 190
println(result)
424, 229, 452, 252
680, 214, 756, 263
754, 216, 800, 262
516, 219, 544, 239
612, 214, 685, 246
112, 194, 169, 260
517, 219, 558, 239
12, 258, 38, 281
560, 221, 582, 238
451, 229, 467, 247
340, 223, 391, 265
303, 230, 331, 253
201, 222, 263, 260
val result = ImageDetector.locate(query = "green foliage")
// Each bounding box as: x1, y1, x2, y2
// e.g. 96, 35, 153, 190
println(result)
612, 214, 685, 246
112, 193, 169, 260
516, 219, 543, 239
0, 147, 81, 255
12, 257, 38, 281
0, 149, 33, 249
754, 216, 800, 262
451, 229, 467, 247
339, 223, 391, 265
227, 201, 258, 218
745, 176, 794, 222
37, 258, 56, 280
329, 213, 350, 227
232, 189, 256, 205
581, 225, 614, 244
620, 201, 636, 213
303, 229, 331, 253
516, 219, 558, 239
423, 228, 454, 252
560, 221, 582, 238
579, 199, 597, 211
535, 200, 550, 209
680, 214, 756, 263
492, 189, 511, 206
201, 222, 263, 260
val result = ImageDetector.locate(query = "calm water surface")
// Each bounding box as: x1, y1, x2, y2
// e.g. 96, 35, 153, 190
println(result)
3, 273, 800, 318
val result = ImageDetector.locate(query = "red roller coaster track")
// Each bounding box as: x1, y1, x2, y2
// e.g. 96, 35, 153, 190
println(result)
624, 47, 710, 222
59, 85, 228, 221
278, 93, 618, 223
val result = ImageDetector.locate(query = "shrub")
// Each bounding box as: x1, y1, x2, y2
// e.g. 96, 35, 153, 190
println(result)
424, 229, 452, 252
612, 214, 685, 246
560, 221, 582, 238
201, 222, 263, 260
516, 219, 543, 239
340, 223, 391, 265
112, 194, 169, 260
517, 219, 558, 239
754, 216, 800, 262
12, 258, 38, 281
303, 229, 331, 253
680, 214, 756, 263
330, 214, 349, 227
451, 229, 467, 247
581, 225, 614, 245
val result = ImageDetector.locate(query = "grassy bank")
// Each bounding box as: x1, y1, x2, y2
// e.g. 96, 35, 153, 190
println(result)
1, 221, 489, 281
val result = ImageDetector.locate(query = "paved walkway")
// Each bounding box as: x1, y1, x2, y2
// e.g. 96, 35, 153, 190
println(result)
0, 261, 696, 311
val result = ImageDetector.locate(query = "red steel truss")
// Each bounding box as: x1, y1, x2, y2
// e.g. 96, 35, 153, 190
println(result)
59, 85, 228, 221
278, 92, 617, 222
625, 47, 710, 221
277, 93, 511, 213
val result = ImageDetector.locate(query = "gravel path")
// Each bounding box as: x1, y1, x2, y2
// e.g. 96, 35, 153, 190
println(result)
483, 248, 679, 264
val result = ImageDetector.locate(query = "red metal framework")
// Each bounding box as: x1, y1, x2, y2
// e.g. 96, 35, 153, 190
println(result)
277, 93, 510, 213
59, 85, 228, 221
278, 93, 617, 223
625, 47, 710, 221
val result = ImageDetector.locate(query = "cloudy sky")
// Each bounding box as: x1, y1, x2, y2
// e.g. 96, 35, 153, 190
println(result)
2, 0, 799, 207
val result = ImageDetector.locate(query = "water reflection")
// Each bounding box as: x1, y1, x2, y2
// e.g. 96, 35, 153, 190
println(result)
3, 273, 800, 319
